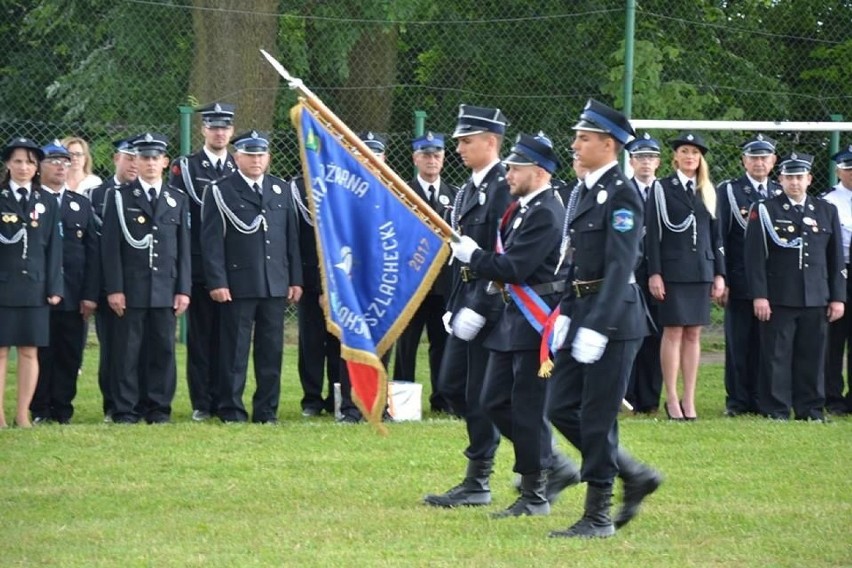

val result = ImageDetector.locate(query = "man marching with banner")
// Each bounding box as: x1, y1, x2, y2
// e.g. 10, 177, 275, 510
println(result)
269, 50, 452, 427
448, 132, 581, 517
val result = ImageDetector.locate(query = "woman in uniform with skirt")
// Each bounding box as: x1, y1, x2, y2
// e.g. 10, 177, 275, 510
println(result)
0, 138, 63, 428
645, 132, 725, 420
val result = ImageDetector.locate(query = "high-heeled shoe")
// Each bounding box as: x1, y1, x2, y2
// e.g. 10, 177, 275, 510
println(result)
665, 402, 684, 421
680, 401, 698, 421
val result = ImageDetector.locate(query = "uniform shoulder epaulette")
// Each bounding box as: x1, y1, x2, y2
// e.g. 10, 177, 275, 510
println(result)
817, 188, 835, 199
166, 184, 187, 196
716, 178, 733, 190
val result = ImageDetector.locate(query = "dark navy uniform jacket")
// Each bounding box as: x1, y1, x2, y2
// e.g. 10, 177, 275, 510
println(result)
48, 190, 99, 310
645, 173, 725, 283
201, 172, 302, 298
410, 177, 458, 299
169, 150, 236, 283
559, 166, 649, 343
469, 188, 566, 351
0, 185, 63, 306
744, 193, 845, 307
446, 163, 513, 322
101, 181, 191, 308
716, 175, 781, 299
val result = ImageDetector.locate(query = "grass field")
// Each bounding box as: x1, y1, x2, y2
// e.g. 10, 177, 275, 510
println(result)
1, 338, 850, 567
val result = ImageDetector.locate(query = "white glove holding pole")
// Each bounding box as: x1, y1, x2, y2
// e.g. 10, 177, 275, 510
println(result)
442, 311, 453, 334
449, 235, 480, 263
451, 307, 486, 341
571, 327, 608, 364
552, 315, 571, 350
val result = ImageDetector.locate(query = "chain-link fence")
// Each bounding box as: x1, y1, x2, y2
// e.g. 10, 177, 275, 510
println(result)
2, 0, 852, 334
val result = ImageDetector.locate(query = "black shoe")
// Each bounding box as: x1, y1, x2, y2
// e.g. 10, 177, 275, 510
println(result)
336, 414, 361, 424
112, 415, 140, 425
423, 459, 493, 508
301, 407, 322, 417
664, 402, 684, 421
146, 413, 171, 424
32, 416, 53, 425
253, 417, 279, 425
191, 410, 212, 422
614, 470, 663, 529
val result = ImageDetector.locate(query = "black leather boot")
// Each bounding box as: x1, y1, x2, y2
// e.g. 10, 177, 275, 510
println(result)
549, 483, 615, 538
423, 459, 493, 508
614, 449, 663, 529
545, 449, 581, 504
492, 471, 550, 518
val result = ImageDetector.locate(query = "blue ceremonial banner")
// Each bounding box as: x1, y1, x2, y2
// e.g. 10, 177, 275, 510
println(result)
291, 103, 450, 425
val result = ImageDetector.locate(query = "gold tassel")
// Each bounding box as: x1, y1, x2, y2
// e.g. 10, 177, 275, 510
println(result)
538, 358, 554, 379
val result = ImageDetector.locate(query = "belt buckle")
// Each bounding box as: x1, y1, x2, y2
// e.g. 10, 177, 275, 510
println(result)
501, 289, 510, 304
572, 281, 583, 298
460, 266, 471, 282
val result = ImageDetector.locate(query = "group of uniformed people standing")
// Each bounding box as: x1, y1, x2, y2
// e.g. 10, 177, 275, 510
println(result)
2, 95, 848, 536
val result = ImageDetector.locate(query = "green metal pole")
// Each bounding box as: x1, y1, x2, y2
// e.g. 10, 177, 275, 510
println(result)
413, 110, 427, 178
622, 0, 636, 169
178, 105, 194, 344
829, 114, 843, 188
623, 0, 636, 118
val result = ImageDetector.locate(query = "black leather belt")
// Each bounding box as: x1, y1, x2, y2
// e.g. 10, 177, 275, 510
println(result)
572, 279, 604, 298
486, 280, 566, 296
459, 266, 479, 282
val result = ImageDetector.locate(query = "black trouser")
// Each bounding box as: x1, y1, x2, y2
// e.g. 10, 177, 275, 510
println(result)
759, 306, 826, 420
392, 294, 450, 411
824, 292, 852, 413
186, 282, 221, 414
436, 335, 468, 417
481, 350, 553, 474
626, 289, 662, 413
218, 297, 286, 422
32, 310, 86, 422
297, 289, 340, 412
95, 297, 116, 416
436, 325, 500, 461
724, 298, 762, 413
548, 339, 641, 485
112, 307, 177, 422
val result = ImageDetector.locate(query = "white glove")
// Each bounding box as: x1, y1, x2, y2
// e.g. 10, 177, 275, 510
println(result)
442, 311, 453, 334
571, 327, 608, 364
450, 235, 481, 263
451, 307, 486, 341
287, 78, 304, 90
552, 315, 571, 350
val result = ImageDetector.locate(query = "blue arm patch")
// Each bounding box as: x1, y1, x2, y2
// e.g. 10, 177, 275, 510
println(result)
612, 208, 635, 232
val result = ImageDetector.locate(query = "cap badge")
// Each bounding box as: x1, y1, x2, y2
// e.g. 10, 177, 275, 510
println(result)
643, 133, 651, 140
791, 152, 798, 160
367, 132, 375, 140
686, 134, 694, 141
144, 133, 153, 143
52, 138, 62, 146
757, 134, 764, 141
250, 130, 258, 139
214, 103, 222, 113
426, 132, 434, 141
17, 137, 26, 143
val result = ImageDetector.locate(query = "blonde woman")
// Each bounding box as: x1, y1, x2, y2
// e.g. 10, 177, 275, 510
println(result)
62, 136, 102, 192
645, 132, 725, 420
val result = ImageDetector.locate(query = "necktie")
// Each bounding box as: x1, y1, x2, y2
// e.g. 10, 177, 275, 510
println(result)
216, 159, 223, 176
757, 183, 765, 198
17, 187, 28, 209
148, 187, 157, 204
427, 184, 436, 208
794, 204, 804, 214
500, 200, 520, 231
253, 182, 262, 196
686, 180, 694, 193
